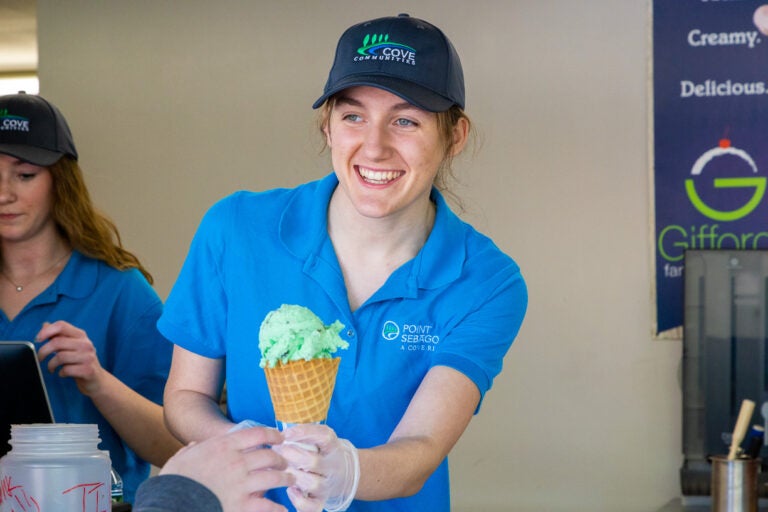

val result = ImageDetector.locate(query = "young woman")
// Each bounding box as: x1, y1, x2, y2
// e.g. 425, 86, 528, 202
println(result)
160, 14, 527, 511
0, 93, 182, 503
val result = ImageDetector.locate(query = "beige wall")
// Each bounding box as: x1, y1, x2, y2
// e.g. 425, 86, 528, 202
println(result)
37, 1, 679, 510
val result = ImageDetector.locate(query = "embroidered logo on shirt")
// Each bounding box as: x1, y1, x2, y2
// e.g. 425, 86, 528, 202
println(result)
382, 321, 399, 340
381, 320, 440, 352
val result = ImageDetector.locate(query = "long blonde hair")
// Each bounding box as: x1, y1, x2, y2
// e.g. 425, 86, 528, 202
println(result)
48, 156, 153, 283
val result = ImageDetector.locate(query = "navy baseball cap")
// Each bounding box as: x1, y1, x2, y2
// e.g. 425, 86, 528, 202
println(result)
313, 13, 465, 112
0, 92, 78, 166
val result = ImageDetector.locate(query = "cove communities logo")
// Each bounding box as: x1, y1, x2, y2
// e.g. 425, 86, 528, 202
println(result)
657, 137, 768, 278
354, 34, 416, 65
0, 108, 30, 132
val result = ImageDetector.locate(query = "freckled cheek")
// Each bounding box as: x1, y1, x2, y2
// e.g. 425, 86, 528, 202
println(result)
331, 136, 367, 159
329, 146, 356, 175
404, 144, 444, 172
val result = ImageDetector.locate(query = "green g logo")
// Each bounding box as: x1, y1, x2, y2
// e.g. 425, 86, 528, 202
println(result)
685, 139, 765, 221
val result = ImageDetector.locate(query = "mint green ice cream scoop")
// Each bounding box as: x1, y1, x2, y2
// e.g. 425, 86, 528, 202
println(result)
258, 304, 348, 368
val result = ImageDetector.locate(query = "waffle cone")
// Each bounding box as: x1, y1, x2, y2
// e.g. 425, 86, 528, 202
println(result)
263, 358, 340, 424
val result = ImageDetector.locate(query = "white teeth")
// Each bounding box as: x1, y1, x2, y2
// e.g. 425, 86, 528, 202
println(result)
358, 167, 400, 184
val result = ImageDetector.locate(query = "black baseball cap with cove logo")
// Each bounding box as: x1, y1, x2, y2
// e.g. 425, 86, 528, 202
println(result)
0, 93, 78, 166
313, 14, 465, 112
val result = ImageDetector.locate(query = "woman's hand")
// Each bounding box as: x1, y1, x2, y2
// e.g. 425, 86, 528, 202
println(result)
35, 320, 106, 396
36, 320, 185, 466
274, 423, 359, 512
161, 426, 294, 512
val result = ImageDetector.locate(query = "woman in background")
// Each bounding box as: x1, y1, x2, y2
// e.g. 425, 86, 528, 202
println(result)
0, 92, 182, 503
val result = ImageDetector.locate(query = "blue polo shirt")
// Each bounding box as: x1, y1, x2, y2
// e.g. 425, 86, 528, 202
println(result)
158, 174, 527, 512
0, 250, 171, 504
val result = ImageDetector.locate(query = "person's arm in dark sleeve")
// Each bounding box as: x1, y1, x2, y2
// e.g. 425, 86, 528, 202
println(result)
133, 474, 222, 512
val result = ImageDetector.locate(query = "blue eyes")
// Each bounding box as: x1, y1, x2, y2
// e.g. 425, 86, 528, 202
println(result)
340, 114, 418, 127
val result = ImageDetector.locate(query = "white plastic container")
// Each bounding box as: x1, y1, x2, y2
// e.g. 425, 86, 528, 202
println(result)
0, 424, 111, 512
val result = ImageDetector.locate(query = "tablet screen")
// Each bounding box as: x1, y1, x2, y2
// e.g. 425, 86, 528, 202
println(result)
0, 341, 54, 457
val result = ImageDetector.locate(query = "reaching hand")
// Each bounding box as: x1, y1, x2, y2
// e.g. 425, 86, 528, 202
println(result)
35, 320, 106, 396
160, 426, 294, 512
275, 423, 359, 512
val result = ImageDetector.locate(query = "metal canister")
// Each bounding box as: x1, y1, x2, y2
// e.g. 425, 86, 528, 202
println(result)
710, 455, 760, 512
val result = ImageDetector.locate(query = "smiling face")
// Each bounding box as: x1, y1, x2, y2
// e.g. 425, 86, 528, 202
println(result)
0, 153, 56, 246
324, 86, 467, 222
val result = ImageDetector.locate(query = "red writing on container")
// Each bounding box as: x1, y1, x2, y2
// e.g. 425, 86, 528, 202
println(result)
0, 476, 41, 512
0, 476, 107, 512
62, 482, 108, 512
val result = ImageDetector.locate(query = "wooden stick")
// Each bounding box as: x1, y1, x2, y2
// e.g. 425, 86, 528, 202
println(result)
728, 399, 756, 460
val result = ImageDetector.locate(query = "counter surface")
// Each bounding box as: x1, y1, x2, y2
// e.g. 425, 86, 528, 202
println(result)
658, 497, 768, 511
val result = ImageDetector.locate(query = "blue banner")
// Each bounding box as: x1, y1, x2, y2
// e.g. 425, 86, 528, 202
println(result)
653, 0, 768, 336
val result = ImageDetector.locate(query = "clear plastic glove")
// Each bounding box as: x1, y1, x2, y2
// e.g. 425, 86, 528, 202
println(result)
228, 419, 269, 432
274, 424, 359, 512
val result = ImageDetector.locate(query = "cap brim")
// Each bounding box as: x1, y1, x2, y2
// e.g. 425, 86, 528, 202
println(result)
0, 144, 63, 166
312, 75, 455, 112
